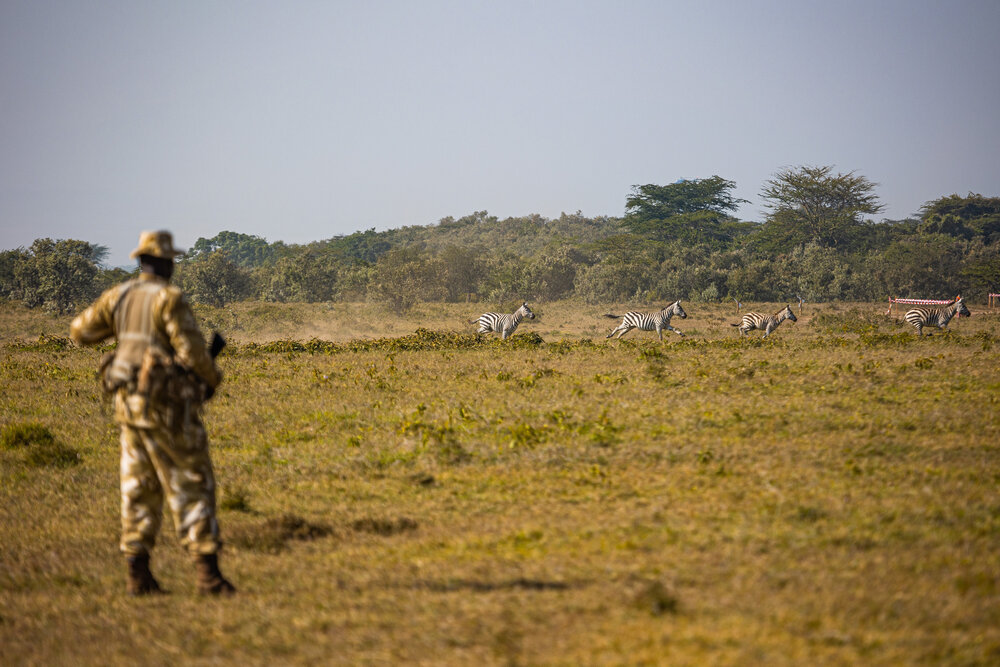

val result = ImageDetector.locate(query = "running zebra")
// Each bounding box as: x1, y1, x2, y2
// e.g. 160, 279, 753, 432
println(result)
474, 302, 535, 339
731, 304, 797, 338
904, 296, 970, 336
605, 301, 687, 340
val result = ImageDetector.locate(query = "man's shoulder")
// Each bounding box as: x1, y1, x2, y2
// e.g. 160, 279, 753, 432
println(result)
96, 279, 135, 305
157, 282, 183, 297
156, 283, 192, 313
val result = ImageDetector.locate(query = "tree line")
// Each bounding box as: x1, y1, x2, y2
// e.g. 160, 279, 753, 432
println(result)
2, 166, 998, 314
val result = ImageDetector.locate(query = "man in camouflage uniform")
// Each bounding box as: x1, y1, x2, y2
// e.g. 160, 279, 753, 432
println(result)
70, 230, 235, 596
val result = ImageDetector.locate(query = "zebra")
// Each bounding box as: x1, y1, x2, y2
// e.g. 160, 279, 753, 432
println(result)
731, 304, 797, 338
904, 296, 970, 336
474, 302, 535, 339
605, 301, 687, 340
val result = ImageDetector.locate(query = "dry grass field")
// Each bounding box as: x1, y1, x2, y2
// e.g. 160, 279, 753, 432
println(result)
1, 298, 999, 665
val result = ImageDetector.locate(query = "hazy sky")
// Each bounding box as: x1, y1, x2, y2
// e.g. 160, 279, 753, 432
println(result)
2, 1, 998, 266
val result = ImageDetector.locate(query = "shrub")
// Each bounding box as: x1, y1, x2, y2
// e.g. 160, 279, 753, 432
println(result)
220, 485, 254, 513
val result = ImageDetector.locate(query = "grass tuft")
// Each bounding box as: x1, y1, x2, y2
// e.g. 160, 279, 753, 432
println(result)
631, 580, 680, 616
351, 517, 418, 536
219, 485, 254, 513
1, 422, 55, 450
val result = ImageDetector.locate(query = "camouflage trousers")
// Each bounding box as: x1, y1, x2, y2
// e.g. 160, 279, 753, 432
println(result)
118, 410, 222, 556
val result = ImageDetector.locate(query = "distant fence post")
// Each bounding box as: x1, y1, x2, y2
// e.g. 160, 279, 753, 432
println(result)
989, 293, 1000, 308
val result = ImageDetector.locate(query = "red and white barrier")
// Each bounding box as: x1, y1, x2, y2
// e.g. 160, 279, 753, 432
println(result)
885, 296, 956, 315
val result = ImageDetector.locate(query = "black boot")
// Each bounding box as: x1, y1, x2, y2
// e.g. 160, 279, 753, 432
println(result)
194, 553, 236, 596
126, 554, 163, 596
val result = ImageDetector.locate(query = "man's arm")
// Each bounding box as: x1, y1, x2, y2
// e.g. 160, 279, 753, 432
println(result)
159, 288, 221, 388
70, 286, 120, 346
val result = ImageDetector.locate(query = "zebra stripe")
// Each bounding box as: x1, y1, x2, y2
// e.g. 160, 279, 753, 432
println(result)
904, 297, 970, 336
605, 300, 687, 340
731, 305, 797, 338
475, 302, 535, 339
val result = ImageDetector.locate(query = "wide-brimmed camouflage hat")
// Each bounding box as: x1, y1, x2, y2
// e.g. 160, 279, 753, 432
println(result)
129, 230, 185, 259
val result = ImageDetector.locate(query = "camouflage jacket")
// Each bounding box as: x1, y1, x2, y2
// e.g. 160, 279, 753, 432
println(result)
70, 273, 221, 427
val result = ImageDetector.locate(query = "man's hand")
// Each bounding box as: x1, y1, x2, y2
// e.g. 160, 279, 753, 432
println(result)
209, 332, 226, 358
204, 332, 226, 400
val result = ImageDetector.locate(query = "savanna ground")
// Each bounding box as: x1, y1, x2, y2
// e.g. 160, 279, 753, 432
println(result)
1, 298, 998, 665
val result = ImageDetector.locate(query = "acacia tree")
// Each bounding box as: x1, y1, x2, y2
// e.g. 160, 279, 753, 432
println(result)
759, 165, 884, 249
622, 176, 749, 246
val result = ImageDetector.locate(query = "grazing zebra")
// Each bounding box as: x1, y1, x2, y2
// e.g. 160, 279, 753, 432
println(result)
904, 296, 970, 336
605, 301, 687, 340
731, 304, 797, 338
474, 302, 535, 339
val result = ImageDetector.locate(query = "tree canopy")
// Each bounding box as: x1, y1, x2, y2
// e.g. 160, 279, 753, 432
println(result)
759, 165, 884, 250
622, 176, 750, 246
919, 193, 1000, 243
3, 176, 999, 311
0, 239, 108, 313
188, 231, 286, 267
